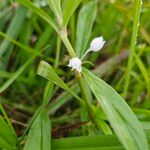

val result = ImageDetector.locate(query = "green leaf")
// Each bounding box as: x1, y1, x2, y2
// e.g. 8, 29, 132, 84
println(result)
62, 0, 81, 27
43, 81, 55, 103
24, 110, 51, 150
21, 81, 55, 142
51, 130, 150, 149
82, 68, 148, 150
48, 83, 80, 115
51, 135, 121, 149
0, 31, 41, 94
0, 116, 17, 150
75, 1, 97, 57
0, 105, 15, 136
135, 54, 150, 98
37, 60, 83, 105
16, 0, 58, 33
0, 6, 27, 57
0, 55, 36, 94
47, 0, 62, 22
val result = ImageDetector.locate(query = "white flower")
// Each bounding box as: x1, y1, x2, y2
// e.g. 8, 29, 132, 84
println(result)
89, 37, 105, 52
81, 36, 106, 60
67, 36, 105, 71
68, 57, 82, 72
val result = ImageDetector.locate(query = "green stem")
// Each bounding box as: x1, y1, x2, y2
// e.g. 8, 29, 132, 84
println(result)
123, 0, 142, 98
76, 74, 95, 121
59, 29, 96, 122
55, 37, 61, 67
60, 29, 76, 58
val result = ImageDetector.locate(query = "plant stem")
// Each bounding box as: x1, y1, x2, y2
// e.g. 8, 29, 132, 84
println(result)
123, 0, 142, 98
55, 37, 61, 67
59, 29, 95, 122
81, 49, 90, 60
76, 74, 95, 121
60, 29, 76, 58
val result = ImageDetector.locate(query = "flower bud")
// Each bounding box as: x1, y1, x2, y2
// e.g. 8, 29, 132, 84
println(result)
68, 57, 82, 72
89, 37, 105, 52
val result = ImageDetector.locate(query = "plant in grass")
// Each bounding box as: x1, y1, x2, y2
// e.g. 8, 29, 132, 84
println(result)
0, 0, 149, 150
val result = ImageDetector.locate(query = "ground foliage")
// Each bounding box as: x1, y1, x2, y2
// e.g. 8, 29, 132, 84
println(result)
0, 0, 150, 150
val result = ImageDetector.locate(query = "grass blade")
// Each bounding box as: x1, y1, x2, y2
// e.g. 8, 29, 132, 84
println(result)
16, 0, 58, 33
135, 54, 150, 99
0, 6, 27, 57
123, 0, 142, 98
0, 55, 36, 94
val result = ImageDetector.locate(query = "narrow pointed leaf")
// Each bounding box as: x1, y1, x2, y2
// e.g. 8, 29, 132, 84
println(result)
47, 0, 62, 17
62, 0, 81, 27
0, 6, 27, 57
16, 0, 58, 32
0, 116, 17, 149
75, 1, 97, 57
0, 55, 36, 94
24, 110, 51, 150
37, 60, 83, 104
82, 68, 148, 150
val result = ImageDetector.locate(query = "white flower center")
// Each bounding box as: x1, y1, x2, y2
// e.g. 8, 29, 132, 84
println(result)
68, 57, 82, 73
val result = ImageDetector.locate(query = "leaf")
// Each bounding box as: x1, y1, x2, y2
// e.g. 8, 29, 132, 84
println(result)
51, 130, 150, 149
48, 51, 129, 115
21, 81, 54, 142
0, 104, 15, 135
47, 0, 62, 20
62, 0, 81, 27
16, 0, 58, 33
0, 31, 41, 94
0, 116, 17, 150
82, 68, 148, 150
0, 55, 36, 94
135, 54, 150, 98
43, 81, 55, 103
37, 60, 83, 105
51, 135, 122, 149
75, 1, 97, 57
48, 83, 80, 115
0, 6, 27, 57
35, 25, 52, 51
24, 110, 51, 150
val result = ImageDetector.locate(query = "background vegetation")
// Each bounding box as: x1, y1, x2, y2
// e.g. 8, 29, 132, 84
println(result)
0, 0, 150, 149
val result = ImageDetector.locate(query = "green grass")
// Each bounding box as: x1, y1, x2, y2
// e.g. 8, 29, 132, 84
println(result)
0, 0, 150, 150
